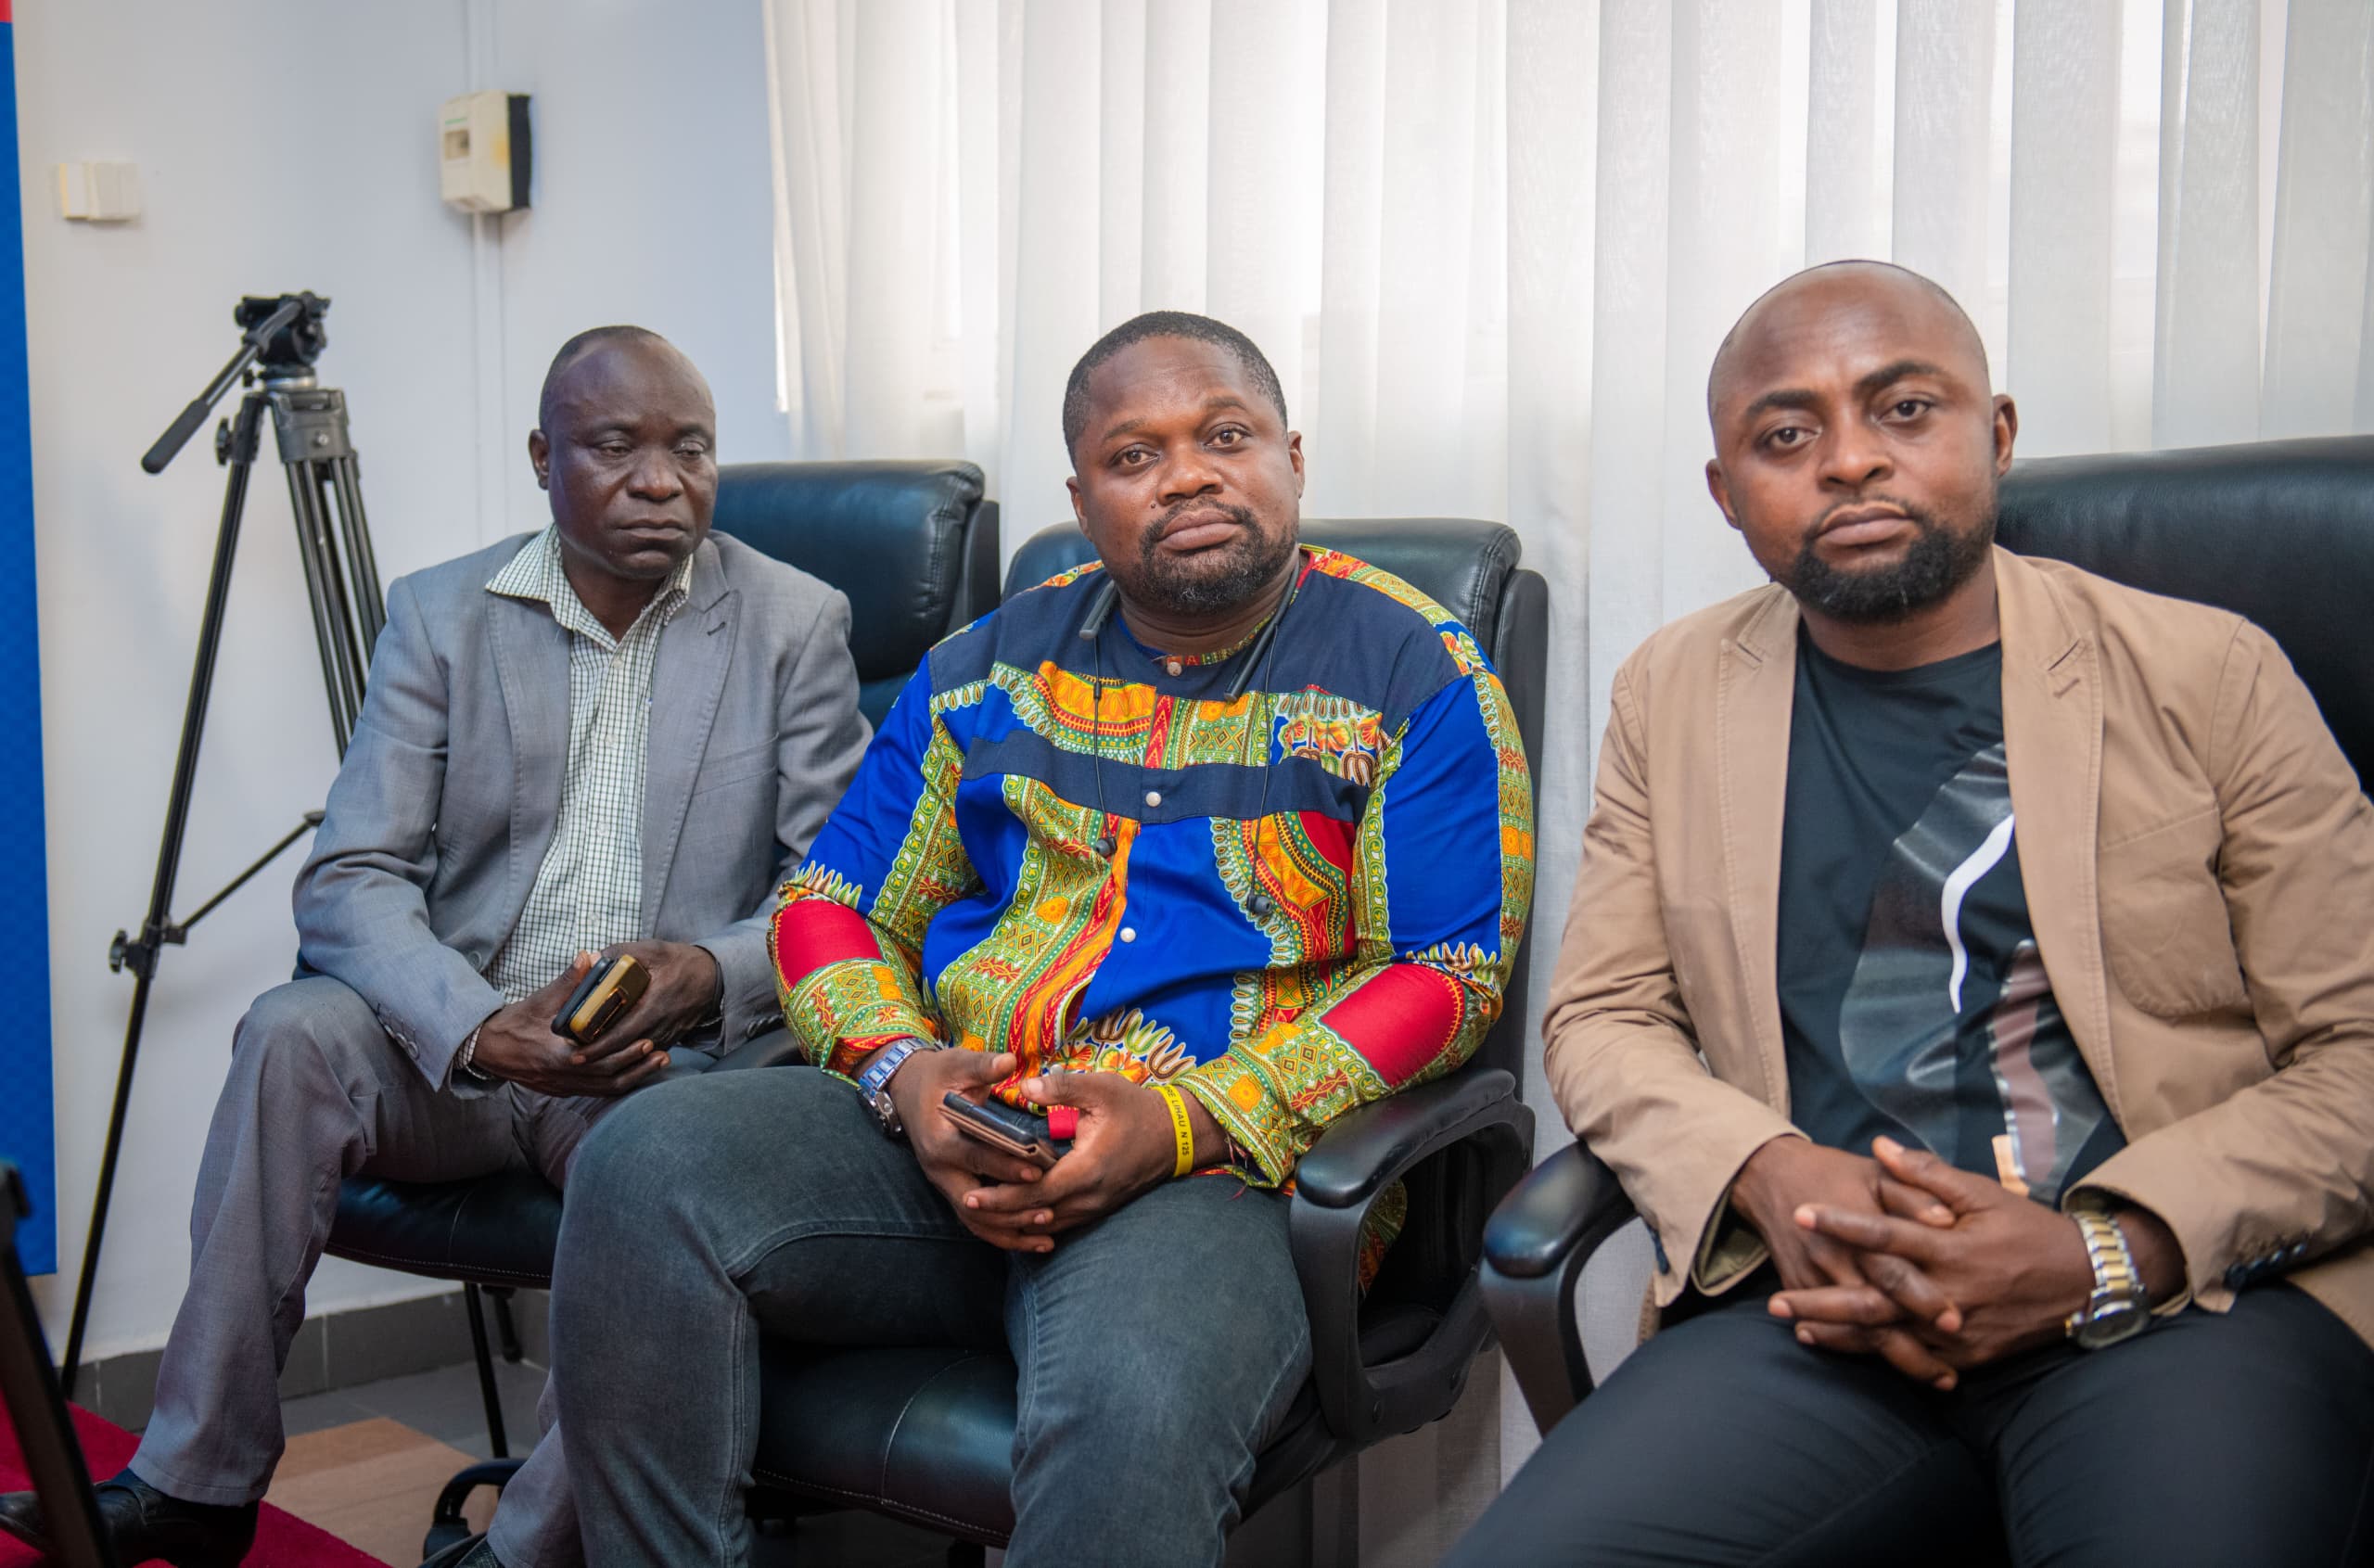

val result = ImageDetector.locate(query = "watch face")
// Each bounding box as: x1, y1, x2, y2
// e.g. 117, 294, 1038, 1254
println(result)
2074, 1301, 2149, 1350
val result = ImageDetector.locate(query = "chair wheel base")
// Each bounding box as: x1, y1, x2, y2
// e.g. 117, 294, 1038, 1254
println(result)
422, 1458, 525, 1560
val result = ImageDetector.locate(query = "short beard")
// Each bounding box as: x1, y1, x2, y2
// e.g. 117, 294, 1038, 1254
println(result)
1112, 503, 1298, 617
1783, 501, 1995, 624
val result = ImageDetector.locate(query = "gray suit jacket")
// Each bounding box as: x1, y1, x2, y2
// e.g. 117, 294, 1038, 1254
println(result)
293, 529, 869, 1087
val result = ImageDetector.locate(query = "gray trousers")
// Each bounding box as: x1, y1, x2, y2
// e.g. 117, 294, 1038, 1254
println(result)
131, 975, 664, 1568
554, 1066, 1315, 1568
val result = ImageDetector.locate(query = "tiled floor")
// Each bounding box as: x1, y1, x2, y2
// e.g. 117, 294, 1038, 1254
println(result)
245, 1358, 960, 1567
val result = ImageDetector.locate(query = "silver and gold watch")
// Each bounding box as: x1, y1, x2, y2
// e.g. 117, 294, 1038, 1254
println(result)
2065, 1203, 2151, 1350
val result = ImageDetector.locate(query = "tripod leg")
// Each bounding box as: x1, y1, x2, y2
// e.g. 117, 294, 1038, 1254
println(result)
64, 393, 268, 1395
273, 389, 380, 755
283, 461, 363, 757
330, 455, 385, 654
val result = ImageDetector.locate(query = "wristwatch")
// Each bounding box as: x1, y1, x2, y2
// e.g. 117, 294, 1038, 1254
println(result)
856, 1037, 935, 1140
2065, 1203, 2151, 1349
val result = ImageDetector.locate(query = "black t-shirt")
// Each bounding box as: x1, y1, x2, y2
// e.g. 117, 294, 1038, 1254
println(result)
1776, 631, 2123, 1206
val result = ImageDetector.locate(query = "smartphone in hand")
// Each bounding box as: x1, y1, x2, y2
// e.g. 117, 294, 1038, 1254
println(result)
552, 953, 649, 1044
939, 1091, 1073, 1169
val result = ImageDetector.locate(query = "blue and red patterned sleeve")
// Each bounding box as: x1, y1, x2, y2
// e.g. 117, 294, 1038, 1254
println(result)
769, 665, 980, 1077
1181, 668, 1536, 1183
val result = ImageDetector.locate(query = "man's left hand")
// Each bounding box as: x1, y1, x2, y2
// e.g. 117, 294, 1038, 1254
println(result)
581, 940, 722, 1060
963, 1072, 1194, 1242
1770, 1136, 2096, 1370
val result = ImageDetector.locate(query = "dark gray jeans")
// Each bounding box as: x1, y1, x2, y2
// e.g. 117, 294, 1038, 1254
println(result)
552, 1066, 1313, 1568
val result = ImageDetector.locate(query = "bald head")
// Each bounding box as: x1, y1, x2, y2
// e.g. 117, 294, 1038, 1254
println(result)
1707, 261, 1987, 429
527, 326, 720, 603
1700, 259, 2015, 635
539, 325, 704, 432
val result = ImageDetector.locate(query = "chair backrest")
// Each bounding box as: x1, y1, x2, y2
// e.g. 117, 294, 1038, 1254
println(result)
714, 460, 1002, 726
1004, 518, 1551, 1082
1996, 435, 2374, 792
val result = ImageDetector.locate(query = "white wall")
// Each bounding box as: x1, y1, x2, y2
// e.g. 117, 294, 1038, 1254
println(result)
16, 0, 786, 1358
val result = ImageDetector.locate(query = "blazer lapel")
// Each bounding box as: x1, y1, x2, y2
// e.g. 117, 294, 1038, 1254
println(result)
1717, 590, 1800, 1114
1995, 548, 2120, 1117
641, 542, 736, 932
487, 591, 572, 932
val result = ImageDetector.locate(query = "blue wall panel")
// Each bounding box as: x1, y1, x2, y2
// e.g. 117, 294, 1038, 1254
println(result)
0, 3, 59, 1277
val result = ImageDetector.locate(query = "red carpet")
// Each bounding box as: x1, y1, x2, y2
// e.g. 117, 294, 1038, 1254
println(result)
0, 1404, 386, 1567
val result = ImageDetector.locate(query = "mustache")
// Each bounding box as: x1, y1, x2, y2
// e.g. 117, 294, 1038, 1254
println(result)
1807, 494, 1937, 537
1149, 501, 1259, 545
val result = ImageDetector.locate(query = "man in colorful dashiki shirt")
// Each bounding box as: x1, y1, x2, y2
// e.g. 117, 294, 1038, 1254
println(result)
552, 312, 1534, 1568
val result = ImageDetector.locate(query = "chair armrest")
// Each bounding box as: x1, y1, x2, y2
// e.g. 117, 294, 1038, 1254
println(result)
1479, 1142, 1636, 1434
1294, 1068, 1525, 1209
711, 1027, 805, 1072
1288, 1070, 1533, 1447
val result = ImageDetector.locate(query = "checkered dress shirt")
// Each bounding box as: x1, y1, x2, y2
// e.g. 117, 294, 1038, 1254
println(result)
481, 527, 694, 1002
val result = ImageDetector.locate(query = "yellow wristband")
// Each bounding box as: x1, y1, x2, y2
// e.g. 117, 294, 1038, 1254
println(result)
1152, 1083, 1194, 1179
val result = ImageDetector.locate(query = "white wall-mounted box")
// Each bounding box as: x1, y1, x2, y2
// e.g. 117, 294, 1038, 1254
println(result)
440, 91, 532, 214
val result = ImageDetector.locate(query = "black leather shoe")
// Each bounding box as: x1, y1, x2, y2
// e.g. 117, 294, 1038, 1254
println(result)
0, 1489, 48, 1554
420, 1532, 503, 1568
63, 1469, 258, 1568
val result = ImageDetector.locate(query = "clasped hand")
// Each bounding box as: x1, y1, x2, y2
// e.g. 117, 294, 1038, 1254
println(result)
1732, 1136, 2099, 1389
467, 940, 721, 1098
895, 1054, 1184, 1254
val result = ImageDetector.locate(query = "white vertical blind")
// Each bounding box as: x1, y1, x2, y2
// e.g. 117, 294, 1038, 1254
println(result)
2263, 0, 2374, 437
2155, 0, 2267, 448
762, 0, 2374, 1532
2009, 2, 2123, 455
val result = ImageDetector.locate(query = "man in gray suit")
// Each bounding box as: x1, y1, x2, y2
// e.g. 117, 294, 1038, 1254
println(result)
0, 326, 868, 1568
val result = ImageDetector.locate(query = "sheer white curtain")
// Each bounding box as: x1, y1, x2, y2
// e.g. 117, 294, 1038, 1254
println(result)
765, 0, 2374, 1541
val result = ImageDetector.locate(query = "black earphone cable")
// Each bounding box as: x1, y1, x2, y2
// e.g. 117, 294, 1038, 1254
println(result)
1079, 577, 1120, 859
1077, 563, 1300, 921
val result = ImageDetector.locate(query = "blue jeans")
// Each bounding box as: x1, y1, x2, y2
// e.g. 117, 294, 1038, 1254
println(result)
551, 1067, 1313, 1567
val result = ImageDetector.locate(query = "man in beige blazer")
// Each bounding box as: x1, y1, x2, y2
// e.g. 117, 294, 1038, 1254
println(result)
1449, 261, 2374, 1566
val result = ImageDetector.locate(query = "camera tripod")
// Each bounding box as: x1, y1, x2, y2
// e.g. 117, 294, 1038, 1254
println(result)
60, 292, 385, 1393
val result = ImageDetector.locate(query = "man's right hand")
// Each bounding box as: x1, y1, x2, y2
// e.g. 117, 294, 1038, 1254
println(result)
1728, 1138, 1963, 1388
883, 1048, 1053, 1254
468, 952, 674, 1099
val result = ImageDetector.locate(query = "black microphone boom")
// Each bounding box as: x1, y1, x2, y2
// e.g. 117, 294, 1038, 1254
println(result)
61, 291, 384, 1395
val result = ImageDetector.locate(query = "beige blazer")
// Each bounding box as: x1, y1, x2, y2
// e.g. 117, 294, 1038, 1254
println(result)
1542, 547, 2374, 1348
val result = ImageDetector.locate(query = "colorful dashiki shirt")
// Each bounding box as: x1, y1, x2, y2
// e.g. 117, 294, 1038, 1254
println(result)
768, 544, 1535, 1268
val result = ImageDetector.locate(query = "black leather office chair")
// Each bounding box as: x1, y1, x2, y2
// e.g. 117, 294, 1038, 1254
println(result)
729, 518, 1546, 1564
712, 459, 1002, 726
319, 459, 997, 1555
1482, 435, 2374, 1445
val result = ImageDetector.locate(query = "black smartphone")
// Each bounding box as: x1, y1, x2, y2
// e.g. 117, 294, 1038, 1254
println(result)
938, 1092, 1073, 1169
552, 953, 649, 1044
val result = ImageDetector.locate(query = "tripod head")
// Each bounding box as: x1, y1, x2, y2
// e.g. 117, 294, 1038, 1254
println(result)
142, 291, 334, 474
235, 291, 331, 383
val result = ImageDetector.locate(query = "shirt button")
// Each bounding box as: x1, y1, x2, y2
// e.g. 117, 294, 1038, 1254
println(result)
1119, 926, 1137, 943
1166, 659, 1182, 676
1144, 790, 1163, 808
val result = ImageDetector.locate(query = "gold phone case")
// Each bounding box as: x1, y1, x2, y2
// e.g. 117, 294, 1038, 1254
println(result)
938, 1095, 1063, 1169
554, 954, 648, 1042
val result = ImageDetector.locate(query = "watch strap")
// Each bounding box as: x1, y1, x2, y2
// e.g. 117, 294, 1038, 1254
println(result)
2066, 1205, 2149, 1346
857, 1037, 934, 1138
